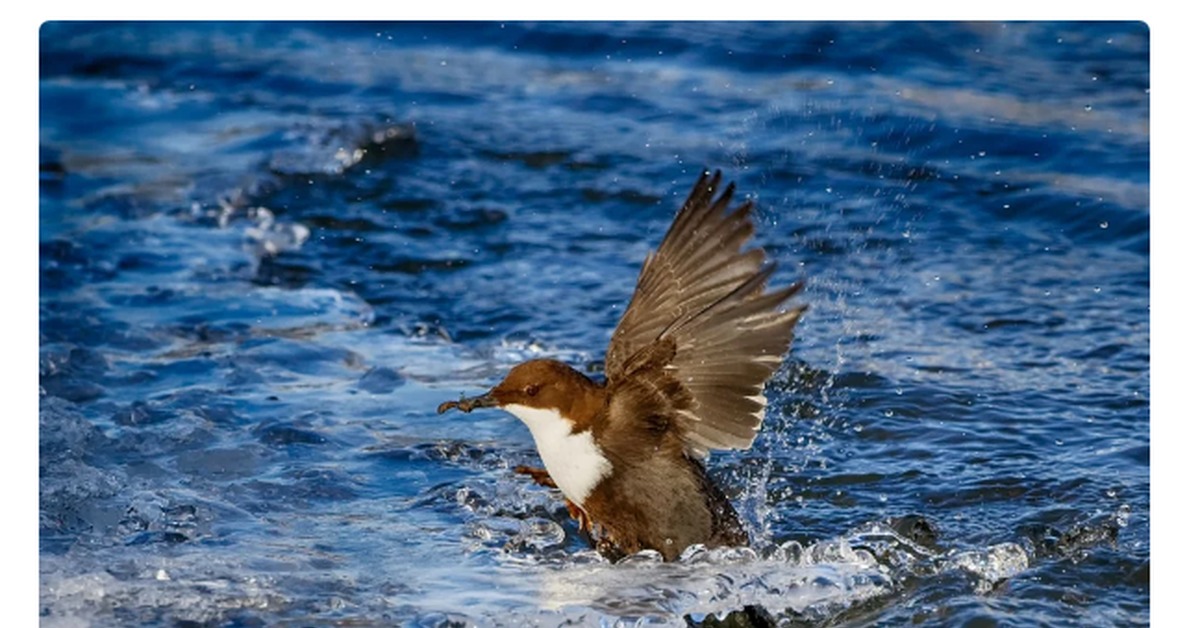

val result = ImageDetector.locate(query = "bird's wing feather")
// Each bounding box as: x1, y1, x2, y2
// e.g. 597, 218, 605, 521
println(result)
605, 170, 804, 456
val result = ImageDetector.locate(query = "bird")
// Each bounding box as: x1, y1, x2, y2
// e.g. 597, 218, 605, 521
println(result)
437, 169, 804, 561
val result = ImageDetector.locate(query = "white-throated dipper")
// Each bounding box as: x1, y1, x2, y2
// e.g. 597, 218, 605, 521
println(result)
437, 169, 804, 561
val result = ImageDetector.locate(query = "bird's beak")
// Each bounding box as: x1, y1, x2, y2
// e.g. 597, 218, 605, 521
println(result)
437, 391, 498, 414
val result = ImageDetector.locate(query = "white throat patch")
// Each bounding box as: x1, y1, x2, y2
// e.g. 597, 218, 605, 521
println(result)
502, 404, 611, 506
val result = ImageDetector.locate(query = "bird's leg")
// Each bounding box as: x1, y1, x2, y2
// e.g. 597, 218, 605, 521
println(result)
513, 465, 557, 488
565, 500, 592, 532
513, 466, 593, 536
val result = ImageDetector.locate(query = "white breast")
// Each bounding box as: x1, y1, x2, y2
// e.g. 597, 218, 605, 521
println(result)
502, 404, 612, 506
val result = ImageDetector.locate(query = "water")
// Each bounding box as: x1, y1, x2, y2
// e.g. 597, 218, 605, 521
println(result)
39, 21, 1149, 625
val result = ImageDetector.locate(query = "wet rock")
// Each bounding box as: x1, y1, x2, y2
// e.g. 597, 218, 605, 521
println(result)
888, 514, 941, 551
686, 605, 777, 628
1024, 519, 1120, 559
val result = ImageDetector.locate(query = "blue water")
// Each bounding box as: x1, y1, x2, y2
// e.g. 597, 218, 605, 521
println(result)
39, 21, 1149, 625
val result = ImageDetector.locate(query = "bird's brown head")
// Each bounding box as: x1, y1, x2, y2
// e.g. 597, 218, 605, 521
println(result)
436, 359, 601, 425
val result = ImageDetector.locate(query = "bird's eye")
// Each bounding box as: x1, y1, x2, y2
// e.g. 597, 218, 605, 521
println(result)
523, 384, 539, 397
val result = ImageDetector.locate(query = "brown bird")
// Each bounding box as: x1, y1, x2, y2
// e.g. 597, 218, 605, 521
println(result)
437, 169, 804, 561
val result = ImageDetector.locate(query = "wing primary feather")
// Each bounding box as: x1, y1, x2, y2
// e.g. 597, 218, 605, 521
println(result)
603, 168, 805, 456
660, 263, 779, 340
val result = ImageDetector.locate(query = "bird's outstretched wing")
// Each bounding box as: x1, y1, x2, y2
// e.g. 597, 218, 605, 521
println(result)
604, 170, 805, 455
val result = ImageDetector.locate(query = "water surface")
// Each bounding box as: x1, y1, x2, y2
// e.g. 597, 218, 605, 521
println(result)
39, 21, 1149, 625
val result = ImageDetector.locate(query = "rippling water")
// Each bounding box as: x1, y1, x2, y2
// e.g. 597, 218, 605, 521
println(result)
39, 21, 1148, 625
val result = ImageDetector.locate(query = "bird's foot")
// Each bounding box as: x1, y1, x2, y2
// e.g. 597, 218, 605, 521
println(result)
513, 465, 558, 489
565, 500, 591, 532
